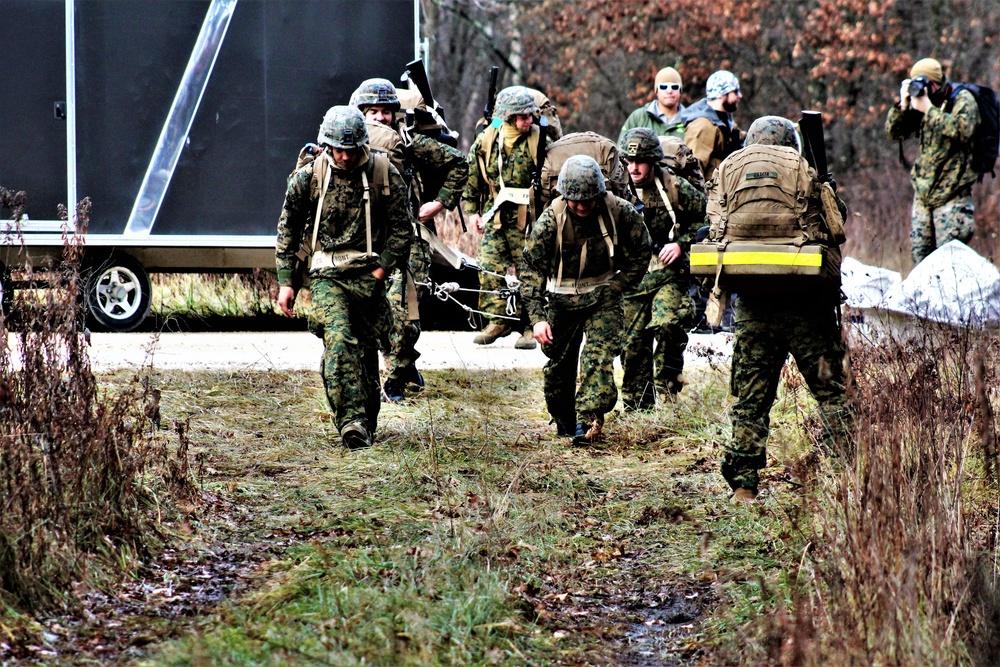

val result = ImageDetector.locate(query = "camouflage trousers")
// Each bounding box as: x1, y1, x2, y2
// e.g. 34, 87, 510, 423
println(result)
621, 274, 694, 409
910, 191, 974, 265
540, 287, 624, 426
724, 298, 852, 491
477, 223, 527, 329
385, 228, 431, 381
309, 274, 390, 435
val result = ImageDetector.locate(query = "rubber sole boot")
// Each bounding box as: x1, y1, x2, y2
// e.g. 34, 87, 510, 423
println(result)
572, 419, 604, 447
341, 421, 372, 450
731, 487, 758, 503
473, 322, 512, 345
382, 378, 405, 403
514, 330, 538, 350
555, 420, 586, 438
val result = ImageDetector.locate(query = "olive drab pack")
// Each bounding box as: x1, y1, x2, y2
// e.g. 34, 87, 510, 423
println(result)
539, 132, 629, 209
691, 143, 842, 294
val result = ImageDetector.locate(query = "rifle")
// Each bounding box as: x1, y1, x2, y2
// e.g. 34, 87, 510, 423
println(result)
483, 66, 499, 124
532, 116, 549, 219
799, 110, 836, 189
402, 58, 443, 118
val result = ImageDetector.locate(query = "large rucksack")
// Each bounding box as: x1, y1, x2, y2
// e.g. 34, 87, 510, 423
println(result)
948, 82, 999, 181
691, 144, 843, 295
659, 136, 706, 193
539, 132, 629, 209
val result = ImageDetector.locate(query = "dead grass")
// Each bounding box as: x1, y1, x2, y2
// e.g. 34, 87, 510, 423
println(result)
0, 191, 189, 620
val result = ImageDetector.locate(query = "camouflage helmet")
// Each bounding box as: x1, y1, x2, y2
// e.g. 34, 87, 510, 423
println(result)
557, 155, 607, 201
495, 86, 540, 122
317, 105, 369, 149
349, 78, 401, 112
619, 127, 664, 162
745, 115, 800, 151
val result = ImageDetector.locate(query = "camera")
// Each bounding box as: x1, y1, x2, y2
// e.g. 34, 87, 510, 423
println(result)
908, 74, 932, 98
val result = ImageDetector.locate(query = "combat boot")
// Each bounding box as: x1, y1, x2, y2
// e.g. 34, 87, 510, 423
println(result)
731, 487, 758, 503
553, 419, 585, 438
572, 415, 605, 447
341, 421, 372, 450
473, 322, 512, 345
515, 329, 538, 350
382, 377, 405, 403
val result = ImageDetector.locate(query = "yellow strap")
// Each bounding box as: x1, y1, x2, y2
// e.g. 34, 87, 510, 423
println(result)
689, 249, 824, 267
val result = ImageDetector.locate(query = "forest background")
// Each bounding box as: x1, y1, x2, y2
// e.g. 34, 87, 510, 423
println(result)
422, 0, 1000, 274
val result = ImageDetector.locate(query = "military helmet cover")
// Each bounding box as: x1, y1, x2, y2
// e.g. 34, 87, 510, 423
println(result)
557, 155, 607, 201
620, 127, 664, 162
744, 115, 800, 151
350, 78, 401, 112
317, 105, 369, 149
495, 86, 540, 122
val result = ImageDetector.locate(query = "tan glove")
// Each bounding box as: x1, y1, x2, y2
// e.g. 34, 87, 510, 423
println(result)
899, 79, 911, 111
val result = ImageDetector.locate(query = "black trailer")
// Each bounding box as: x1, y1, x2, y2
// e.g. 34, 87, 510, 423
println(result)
1, 0, 420, 330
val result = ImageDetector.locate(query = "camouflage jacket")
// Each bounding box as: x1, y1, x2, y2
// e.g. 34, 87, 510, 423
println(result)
462, 124, 550, 227
408, 133, 469, 210
629, 168, 707, 296
885, 88, 979, 209
275, 153, 411, 286
521, 194, 651, 323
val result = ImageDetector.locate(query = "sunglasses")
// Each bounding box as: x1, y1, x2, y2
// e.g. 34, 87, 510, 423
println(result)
658, 83, 682, 91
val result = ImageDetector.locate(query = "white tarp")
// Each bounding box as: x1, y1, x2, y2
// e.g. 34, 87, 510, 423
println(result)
843, 241, 1000, 328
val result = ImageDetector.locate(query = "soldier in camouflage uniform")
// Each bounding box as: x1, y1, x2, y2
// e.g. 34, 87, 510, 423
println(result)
710, 116, 852, 502
462, 86, 551, 349
618, 128, 707, 409
350, 78, 469, 402
276, 106, 411, 450
521, 156, 651, 445
885, 57, 980, 265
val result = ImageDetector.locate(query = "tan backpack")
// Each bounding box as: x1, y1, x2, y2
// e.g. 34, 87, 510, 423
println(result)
659, 136, 706, 194
692, 144, 842, 294
539, 132, 629, 209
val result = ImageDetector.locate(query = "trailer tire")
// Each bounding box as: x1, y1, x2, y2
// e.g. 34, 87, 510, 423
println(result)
84, 252, 151, 332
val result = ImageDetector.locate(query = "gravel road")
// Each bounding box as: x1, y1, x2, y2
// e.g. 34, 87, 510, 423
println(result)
71, 330, 733, 372
5, 329, 732, 372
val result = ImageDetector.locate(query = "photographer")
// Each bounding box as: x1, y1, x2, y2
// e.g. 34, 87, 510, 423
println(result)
886, 57, 979, 265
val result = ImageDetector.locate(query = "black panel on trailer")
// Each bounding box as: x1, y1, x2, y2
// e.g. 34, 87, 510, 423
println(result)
75, 0, 416, 235
0, 1, 68, 220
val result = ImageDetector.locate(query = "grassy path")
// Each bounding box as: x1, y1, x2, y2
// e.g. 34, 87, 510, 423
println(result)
94, 362, 818, 667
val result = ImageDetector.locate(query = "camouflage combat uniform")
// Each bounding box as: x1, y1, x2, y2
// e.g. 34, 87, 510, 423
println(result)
462, 122, 547, 330
521, 193, 650, 431
886, 88, 979, 264
384, 132, 468, 385
276, 149, 411, 435
621, 168, 706, 409
709, 116, 852, 494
